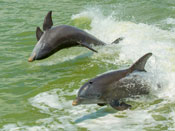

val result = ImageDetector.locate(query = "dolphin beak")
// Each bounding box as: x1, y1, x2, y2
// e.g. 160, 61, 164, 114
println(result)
28, 41, 43, 62
72, 99, 79, 106
28, 52, 36, 62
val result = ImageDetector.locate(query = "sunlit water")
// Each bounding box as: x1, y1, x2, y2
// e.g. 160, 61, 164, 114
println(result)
1, 0, 175, 130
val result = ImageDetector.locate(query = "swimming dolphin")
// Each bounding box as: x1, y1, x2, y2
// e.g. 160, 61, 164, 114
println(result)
72, 53, 152, 111
28, 11, 123, 62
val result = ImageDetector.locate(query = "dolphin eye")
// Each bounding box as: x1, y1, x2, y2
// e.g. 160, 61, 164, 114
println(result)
89, 81, 93, 84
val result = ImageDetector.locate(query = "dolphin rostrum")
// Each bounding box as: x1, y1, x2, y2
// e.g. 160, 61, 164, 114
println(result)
28, 11, 123, 62
72, 53, 152, 110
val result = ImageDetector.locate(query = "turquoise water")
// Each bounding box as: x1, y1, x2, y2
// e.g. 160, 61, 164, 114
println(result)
1, 0, 175, 130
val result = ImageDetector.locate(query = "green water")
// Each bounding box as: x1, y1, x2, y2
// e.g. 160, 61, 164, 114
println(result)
1, 0, 175, 130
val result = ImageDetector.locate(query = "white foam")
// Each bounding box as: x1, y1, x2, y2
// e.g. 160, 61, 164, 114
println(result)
29, 89, 62, 113
165, 18, 175, 25
77, 109, 155, 131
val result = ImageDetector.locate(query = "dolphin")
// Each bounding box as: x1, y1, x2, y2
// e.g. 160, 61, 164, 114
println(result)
28, 11, 123, 62
72, 53, 152, 110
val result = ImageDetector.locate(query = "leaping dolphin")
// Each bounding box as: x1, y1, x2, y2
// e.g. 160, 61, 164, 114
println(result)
72, 53, 152, 111
28, 11, 123, 62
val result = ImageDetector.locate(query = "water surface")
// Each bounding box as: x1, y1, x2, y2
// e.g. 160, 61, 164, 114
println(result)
0, 0, 175, 130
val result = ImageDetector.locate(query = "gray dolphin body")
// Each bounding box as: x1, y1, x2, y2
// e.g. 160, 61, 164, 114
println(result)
28, 11, 123, 62
73, 53, 152, 110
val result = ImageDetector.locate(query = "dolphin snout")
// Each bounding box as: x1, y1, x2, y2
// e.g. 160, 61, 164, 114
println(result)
72, 99, 79, 106
28, 53, 36, 62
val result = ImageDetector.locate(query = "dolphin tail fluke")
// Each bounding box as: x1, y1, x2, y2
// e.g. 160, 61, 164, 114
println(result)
130, 53, 152, 72
111, 37, 124, 44
43, 11, 53, 31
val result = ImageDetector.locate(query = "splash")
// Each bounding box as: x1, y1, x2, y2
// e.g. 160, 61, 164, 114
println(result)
72, 8, 175, 130
72, 8, 175, 101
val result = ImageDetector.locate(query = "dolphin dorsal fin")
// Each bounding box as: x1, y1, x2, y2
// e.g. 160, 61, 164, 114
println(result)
43, 11, 53, 31
36, 27, 43, 41
130, 53, 152, 72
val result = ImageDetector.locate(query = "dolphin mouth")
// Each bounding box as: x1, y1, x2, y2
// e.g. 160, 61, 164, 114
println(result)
28, 52, 36, 62
72, 99, 79, 106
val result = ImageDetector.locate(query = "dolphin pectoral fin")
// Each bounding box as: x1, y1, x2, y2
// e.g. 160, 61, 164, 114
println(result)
97, 103, 107, 106
36, 27, 43, 41
43, 11, 53, 31
118, 102, 132, 110
109, 100, 131, 111
80, 42, 98, 53
111, 37, 124, 44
